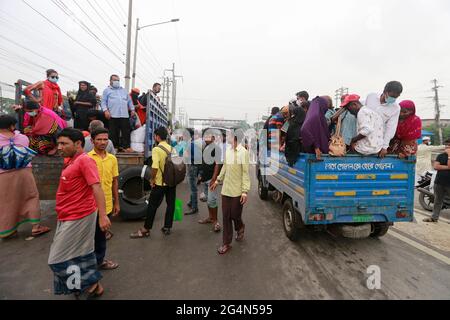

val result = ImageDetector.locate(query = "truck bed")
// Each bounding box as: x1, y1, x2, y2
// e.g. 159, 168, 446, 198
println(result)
262, 152, 416, 225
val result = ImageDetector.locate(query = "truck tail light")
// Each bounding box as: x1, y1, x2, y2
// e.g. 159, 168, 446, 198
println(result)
396, 211, 409, 218
326, 214, 334, 221
309, 214, 324, 221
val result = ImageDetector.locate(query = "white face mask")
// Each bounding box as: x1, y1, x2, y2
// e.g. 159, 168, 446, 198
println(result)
112, 81, 120, 88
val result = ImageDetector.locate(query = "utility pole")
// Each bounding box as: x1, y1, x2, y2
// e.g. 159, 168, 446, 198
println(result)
131, 18, 139, 89
335, 86, 349, 108
432, 79, 443, 145
171, 63, 176, 122
124, 0, 133, 92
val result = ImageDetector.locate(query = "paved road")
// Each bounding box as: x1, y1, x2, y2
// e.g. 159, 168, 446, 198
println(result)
1, 169, 450, 300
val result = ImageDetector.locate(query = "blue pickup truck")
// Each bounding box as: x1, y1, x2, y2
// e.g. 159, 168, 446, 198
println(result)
257, 151, 416, 240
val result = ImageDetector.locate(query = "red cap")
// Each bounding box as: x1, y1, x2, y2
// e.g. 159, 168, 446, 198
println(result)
340, 94, 360, 107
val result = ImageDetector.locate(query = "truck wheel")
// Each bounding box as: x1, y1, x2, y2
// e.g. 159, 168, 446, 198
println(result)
340, 224, 372, 239
370, 223, 390, 238
119, 166, 152, 221
282, 199, 303, 242
258, 176, 269, 200
419, 190, 434, 212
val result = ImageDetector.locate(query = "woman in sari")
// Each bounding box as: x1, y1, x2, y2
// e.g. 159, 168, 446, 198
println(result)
73, 81, 97, 131
22, 100, 66, 155
388, 100, 422, 158
24, 69, 64, 112
0, 115, 51, 239
300, 96, 330, 160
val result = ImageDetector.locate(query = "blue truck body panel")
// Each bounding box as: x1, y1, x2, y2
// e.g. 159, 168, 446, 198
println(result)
260, 152, 416, 226
144, 92, 169, 159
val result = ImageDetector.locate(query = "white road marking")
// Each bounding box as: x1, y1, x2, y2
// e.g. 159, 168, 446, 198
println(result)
389, 229, 450, 266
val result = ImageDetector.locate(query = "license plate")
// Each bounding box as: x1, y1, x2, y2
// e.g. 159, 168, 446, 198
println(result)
353, 215, 374, 223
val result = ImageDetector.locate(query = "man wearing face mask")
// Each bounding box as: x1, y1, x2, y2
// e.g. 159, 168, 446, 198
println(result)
101, 75, 135, 153
365, 81, 403, 158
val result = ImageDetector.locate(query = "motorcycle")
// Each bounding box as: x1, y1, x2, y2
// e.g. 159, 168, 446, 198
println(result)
416, 170, 450, 211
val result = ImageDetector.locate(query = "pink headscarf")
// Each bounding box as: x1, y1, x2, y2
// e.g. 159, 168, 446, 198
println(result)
23, 106, 67, 130
396, 100, 422, 141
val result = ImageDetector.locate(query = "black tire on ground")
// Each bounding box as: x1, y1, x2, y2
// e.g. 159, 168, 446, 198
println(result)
282, 198, 303, 242
118, 166, 152, 221
258, 175, 269, 201
418, 190, 434, 212
370, 223, 390, 238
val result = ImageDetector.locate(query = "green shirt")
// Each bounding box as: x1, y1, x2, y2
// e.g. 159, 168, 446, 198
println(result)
217, 144, 251, 197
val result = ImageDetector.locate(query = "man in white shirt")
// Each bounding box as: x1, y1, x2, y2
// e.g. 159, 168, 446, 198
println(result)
365, 81, 403, 158
346, 97, 384, 156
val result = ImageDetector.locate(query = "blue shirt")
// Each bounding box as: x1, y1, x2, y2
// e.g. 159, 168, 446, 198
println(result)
101, 86, 134, 118
340, 110, 357, 146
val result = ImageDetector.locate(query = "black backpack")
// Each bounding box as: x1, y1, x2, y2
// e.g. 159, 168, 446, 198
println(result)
157, 145, 186, 187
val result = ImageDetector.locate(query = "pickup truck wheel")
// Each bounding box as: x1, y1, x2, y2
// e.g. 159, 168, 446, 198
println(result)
370, 223, 390, 238
418, 189, 434, 212
119, 166, 152, 221
282, 199, 302, 242
258, 176, 269, 200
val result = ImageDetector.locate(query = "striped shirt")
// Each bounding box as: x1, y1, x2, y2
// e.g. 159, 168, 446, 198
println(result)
217, 144, 251, 197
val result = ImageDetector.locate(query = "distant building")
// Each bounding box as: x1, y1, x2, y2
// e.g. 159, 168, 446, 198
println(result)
189, 118, 248, 129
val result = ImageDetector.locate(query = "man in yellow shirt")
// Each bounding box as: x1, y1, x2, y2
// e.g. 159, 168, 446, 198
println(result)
88, 128, 119, 270
211, 131, 251, 255
130, 127, 176, 238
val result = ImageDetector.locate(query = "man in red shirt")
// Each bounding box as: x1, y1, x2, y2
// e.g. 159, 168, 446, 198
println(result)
48, 128, 111, 299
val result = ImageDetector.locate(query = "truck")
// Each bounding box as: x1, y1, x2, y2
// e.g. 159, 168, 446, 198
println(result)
257, 150, 416, 240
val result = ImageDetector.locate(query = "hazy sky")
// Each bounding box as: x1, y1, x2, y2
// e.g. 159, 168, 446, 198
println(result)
1, 0, 449, 124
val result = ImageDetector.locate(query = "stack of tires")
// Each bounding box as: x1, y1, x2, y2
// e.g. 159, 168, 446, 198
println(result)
119, 166, 152, 220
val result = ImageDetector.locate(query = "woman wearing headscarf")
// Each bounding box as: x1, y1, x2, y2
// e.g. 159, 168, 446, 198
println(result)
74, 81, 97, 131
24, 69, 64, 113
22, 99, 66, 155
0, 115, 51, 239
388, 100, 422, 158
285, 104, 306, 167
300, 96, 330, 160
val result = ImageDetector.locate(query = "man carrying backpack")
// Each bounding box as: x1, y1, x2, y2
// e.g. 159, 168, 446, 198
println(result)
130, 127, 185, 238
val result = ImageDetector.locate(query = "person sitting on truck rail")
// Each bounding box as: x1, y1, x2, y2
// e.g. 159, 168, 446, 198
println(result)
300, 96, 330, 160
331, 94, 358, 150
365, 81, 403, 158
388, 100, 422, 158
268, 106, 290, 151
346, 97, 384, 156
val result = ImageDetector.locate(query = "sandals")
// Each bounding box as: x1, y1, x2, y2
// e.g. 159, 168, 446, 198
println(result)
86, 282, 104, 300
218, 245, 232, 255
31, 225, 51, 237
423, 217, 438, 223
130, 228, 150, 239
236, 224, 245, 242
161, 228, 171, 236
99, 259, 119, 270
198, 218, 213, 224
213, 223, 221, 233
105, 231, 114, 241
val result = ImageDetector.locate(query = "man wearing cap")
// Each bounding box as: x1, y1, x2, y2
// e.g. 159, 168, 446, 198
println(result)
344, 96, 384, 156
332, 94, 359, 149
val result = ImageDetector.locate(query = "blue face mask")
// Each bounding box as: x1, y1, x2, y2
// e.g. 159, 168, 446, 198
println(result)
112, 81, 120, 88
27, 111, 37, 117
48, 76, 59, 84
385, 95, 397, 104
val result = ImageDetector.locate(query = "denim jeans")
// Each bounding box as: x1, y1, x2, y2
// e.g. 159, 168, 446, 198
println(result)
188, 165, 199, 210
